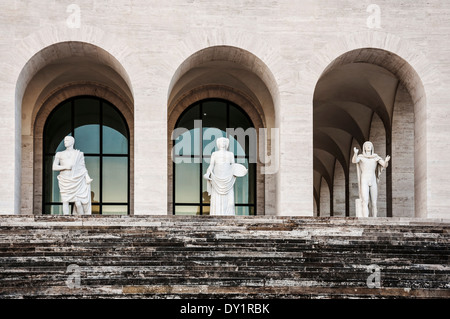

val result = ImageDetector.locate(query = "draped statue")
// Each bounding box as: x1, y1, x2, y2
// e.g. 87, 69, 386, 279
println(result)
52, 136, 93, 215
203, 137, 248, 215
352, 141, 390, 217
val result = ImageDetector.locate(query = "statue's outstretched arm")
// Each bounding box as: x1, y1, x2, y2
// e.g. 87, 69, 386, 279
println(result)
352, 147, 360, 163
378, 155, 390, 168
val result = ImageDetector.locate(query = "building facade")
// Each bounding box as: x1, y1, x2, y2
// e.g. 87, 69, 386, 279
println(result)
1, 0, 449, 219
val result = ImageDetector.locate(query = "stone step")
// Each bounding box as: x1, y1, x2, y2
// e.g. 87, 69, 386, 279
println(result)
2, 285, 448, 299
1, 268, 447, 286
1, 225, 447, 235
0, 216, 449, 299
1, 235, 446, 244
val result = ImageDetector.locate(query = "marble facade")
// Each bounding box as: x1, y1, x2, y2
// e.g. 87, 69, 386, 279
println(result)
0, 1, 449, 219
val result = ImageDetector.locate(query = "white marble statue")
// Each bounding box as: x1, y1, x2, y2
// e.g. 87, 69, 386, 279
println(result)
52, 136, 93, 215
352, 141, 390, 217
203, 137, 248, 215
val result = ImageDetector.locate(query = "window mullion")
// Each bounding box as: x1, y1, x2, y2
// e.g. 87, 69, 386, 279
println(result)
99, 98, 103, 215
71, 98, 75, 138
200, 101, 203, 215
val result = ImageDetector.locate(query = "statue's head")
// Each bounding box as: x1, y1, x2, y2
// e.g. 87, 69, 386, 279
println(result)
64, 136, 75, 148
216, 137, 229, 150
362, 141, 374, 155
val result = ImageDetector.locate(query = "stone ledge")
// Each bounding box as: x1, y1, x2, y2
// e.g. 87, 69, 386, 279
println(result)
1, 215, 449, 227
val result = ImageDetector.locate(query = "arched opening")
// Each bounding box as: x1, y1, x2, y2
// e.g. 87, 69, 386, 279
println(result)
313, 48, 424, 218
172, 98, 256, 215
167, 45, 278, 215
17, 41, 134, 215
43, 96, 130, 215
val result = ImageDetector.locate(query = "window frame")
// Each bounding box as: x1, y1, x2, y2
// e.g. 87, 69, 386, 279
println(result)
172, 98, 257, 215
42, 95, 130, 215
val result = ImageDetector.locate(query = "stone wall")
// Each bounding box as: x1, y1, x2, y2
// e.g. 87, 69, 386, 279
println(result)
333, 161, 346, 217
319, 177, 330, 216
392, 83, 415, 217
0, 1, 448, 217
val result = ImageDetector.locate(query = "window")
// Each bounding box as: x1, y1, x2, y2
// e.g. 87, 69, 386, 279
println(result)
43, 96, 129, 215
173, 99, 256, 215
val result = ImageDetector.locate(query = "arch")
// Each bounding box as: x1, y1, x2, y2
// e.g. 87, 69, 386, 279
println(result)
167, 45, 278, 215
313, 42, 427, 217
308, 30, 439, 218
168, 45, 276, 130
314, 103, 368, 147
314, 63, 397, 136
314, 130, 350, 177
16, 38, 134, 215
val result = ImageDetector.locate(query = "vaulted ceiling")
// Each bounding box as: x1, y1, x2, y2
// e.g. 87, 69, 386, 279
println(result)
313, 62, 399, 206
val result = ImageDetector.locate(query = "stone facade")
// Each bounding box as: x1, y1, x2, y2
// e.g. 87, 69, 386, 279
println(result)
0, 1, 449, 218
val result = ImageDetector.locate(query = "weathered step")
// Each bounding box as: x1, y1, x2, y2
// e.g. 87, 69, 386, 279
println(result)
0, 215, 449, 299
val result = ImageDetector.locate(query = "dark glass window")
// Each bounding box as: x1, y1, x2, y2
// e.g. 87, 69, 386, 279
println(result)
43, 96, 129, 215
173, 99, 256, 215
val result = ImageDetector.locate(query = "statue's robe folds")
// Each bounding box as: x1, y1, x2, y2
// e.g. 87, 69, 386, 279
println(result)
206, 163, 247, 216
57, 150, 92, 214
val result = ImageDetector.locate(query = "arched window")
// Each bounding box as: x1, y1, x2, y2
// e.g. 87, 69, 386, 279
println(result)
43, 96, 130, 215
173, 99, 256, 215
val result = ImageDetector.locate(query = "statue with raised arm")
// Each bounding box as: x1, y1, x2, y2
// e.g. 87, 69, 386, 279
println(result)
352, 141, 390, 217
52, 136, 93, 215
203, 137, 247, 215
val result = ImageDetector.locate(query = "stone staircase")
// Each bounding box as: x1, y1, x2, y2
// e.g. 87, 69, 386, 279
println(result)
0, 215, 449, 299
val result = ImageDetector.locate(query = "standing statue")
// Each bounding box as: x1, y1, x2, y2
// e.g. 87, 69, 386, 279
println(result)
352, 141, 390, 217
52, 136, 93, 215
203, 137, 248, 215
